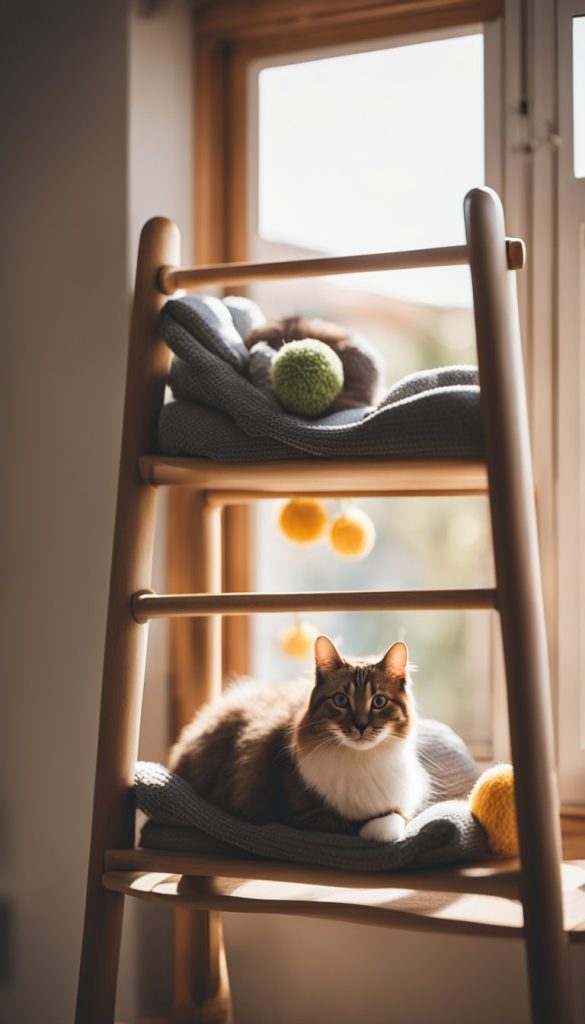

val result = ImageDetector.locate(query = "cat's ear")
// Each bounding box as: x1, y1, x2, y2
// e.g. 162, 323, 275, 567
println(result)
314, 635, 343, 677
378, 640, 408, 677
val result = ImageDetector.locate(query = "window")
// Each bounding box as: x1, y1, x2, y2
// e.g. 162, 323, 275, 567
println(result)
189, 0, 585, 797
244, 29, 501, 757
573, 15, 585, 177
556, 0, 585, 801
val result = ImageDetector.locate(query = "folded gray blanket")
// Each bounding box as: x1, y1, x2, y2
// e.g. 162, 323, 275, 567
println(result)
157, 295, 481, 462
135, 720, 491, 871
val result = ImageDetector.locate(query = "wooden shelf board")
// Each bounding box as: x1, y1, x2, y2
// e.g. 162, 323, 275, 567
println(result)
138, 455, 488, 498
104, 818, 585, 941
102, 862, 585, 942
105, 847, 521, 899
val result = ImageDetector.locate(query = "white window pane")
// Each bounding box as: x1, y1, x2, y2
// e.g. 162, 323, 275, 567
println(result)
574, 17, 585, 177
258, 34, 484, 307
251, 33, 493, 752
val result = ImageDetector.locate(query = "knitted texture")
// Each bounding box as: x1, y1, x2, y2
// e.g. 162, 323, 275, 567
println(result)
157, 295, 482, 462
135, 720, 490, 871
272, 339, 344, 416
469, 763, 519, 855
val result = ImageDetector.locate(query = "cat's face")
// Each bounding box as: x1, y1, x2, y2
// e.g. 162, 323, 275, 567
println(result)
299, 636, 414, 752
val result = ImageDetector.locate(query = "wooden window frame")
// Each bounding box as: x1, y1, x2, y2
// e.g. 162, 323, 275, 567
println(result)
166, 1, 514, 1013
179, 0, 504, 701
194, 0, 503, 269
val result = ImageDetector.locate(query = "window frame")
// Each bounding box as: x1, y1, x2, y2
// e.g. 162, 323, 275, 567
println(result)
556, 0, 585, 802
193, 3, 507, 712
185, 0, 585, 800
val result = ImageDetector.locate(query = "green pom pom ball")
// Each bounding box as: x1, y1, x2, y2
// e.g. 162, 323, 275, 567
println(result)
272, 338, 344, 417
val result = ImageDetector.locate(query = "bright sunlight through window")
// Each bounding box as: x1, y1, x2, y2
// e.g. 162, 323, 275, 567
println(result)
574, 17, 585, 177
250, 32, 494, 755
258, 33, 484, 307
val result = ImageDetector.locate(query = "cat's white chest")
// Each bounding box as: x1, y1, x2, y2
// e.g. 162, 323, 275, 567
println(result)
297, 738, 428, 821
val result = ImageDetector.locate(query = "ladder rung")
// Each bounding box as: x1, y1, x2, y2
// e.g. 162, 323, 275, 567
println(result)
159, 245, 468, 293
132, 588, 497, 622
158, 239, 524, 294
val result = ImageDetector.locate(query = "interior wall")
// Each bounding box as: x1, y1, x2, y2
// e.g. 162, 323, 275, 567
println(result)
118, 3, 195, 1018
0, 1, 193, 1022
0, 3, 128, 1023
224, 914, 585, 1024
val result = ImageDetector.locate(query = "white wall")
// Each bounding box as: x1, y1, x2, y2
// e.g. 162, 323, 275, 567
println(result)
0, 3, 128, 1022
226, 917, 531, 1024
117, 4, 195, 1018
0, 1, 192, 1021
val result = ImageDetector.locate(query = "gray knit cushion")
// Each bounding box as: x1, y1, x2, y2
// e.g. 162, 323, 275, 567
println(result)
135, 720, 490, 870
157, 295, 481, 462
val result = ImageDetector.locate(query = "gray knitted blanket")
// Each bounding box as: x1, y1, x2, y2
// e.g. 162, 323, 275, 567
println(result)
158, 295, 481, 462
135, 720, 491, 870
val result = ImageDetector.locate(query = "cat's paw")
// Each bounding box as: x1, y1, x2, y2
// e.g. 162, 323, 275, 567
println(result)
359, 812, 406, 843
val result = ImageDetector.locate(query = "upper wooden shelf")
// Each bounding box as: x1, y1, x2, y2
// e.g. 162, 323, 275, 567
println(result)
138, 456, 489, 500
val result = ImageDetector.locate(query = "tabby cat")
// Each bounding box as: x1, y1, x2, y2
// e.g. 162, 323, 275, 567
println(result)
169, 635, 429, 842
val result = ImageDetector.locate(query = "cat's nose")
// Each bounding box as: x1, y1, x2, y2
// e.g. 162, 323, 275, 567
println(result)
355, 722, 368, 734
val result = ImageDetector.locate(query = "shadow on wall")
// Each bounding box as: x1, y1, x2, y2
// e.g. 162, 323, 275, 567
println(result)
224, 916, 530, 1024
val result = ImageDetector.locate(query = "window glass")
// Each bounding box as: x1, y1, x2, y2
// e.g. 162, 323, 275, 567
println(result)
573, 17, 585, 177
249, 32, 494, 752
258, 33, 484, 306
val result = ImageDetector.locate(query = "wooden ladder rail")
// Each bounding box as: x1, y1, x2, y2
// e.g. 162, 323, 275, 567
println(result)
75, 188, 573, 1024
464, 189, 573, 1024
75, 218, 180, 1024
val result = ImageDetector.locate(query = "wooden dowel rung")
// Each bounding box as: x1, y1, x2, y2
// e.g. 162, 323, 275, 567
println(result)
205, 488, 489, 506
157, 240, 524, 294
158, 246, 466, 294
132, 588, 497, 622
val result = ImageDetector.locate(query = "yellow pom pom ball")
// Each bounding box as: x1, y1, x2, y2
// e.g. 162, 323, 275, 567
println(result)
469, 763, 519, 856
329, 507, 376, 559
278, 498, 328, 545
280, 622, 320, 660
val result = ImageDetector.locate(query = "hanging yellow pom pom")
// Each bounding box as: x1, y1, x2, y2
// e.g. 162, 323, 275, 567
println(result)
278, 498, 328, 544
280, 621, 320, 660
329, 506, 376, 559
469, 763, 519, 856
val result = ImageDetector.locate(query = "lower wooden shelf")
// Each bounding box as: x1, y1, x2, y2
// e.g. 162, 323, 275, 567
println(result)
104, 816, 585, 942
105, 847, 521, 899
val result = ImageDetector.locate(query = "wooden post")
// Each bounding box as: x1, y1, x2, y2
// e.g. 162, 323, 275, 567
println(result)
464, 187, 575, 1024
169, 494, 232, 1023
75, 218, 180, 1024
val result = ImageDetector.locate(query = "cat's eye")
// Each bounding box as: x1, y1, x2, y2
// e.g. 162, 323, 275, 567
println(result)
332, 693, 349, 708
372, 694, 388, 709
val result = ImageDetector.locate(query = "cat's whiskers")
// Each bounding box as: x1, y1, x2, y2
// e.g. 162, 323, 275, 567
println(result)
416, 751, 443, 773
384, 731, 443, 773
294, 732, 342, 768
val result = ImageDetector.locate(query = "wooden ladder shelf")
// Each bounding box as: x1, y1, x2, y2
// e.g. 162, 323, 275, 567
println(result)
75, 188, 584, 1024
